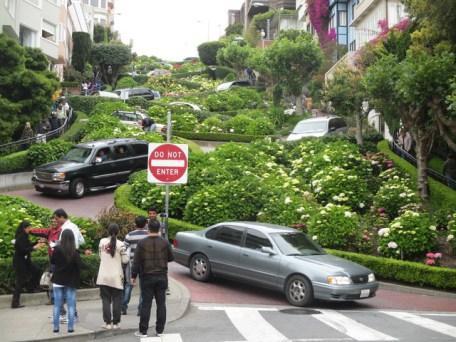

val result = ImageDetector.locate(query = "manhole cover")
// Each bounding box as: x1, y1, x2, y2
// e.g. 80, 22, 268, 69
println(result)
279, 308, 320, 315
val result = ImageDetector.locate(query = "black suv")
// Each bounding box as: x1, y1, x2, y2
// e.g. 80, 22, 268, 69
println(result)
32, 139, 148, 198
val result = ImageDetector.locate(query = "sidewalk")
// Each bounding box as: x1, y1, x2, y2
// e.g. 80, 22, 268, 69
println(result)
0, 277, 190, 342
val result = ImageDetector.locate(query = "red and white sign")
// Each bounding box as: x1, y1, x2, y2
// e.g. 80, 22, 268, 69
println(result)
147, 143, 188, 184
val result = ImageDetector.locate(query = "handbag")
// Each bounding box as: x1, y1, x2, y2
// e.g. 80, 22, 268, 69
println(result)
39, 271, 52, 289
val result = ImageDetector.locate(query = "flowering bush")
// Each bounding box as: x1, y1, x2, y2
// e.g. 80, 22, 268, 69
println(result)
448, 213, 456, 250
224, 114, 253, 134
307, 203, 361, 250
198, 116, 225, 133
424, 252, 442, 266
205, 88, 262, 112
373, 177, 418, 219
90, 101, 132, 116
311, 166, 370, 211
378, 210, 437, 259
172, 112, 198, 131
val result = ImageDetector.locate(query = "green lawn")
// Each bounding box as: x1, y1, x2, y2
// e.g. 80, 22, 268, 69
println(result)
61, 111, 88, 142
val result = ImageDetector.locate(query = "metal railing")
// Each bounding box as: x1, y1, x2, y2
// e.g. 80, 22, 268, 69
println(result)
389, 141, 456, 190
0, 108, 75, 155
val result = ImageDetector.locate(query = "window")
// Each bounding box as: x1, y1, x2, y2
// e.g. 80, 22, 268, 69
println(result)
329, 14, 336, 29
214, 226, 244, 246
349, 40, 356, 51
19, 25, 37, 48
42, 20, 57, 42
114, 145, 130, 159
245, 229, 272, 250
100, 0, 106, 8
90, 0, 97, 6
58, 23, 65, 43
95, 147, 112, 162
132, 144, 148, 156
5, 0, 16, 17
206, 227, 220, 240
339, 11, 347, 26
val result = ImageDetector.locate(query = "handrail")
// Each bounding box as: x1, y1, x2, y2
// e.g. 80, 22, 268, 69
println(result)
389, 141, 456, 190
0, 108, 75, 155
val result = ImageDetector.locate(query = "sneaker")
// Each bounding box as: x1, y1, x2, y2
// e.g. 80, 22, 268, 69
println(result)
102, 323, 112, 330
53, 329, 59, 334
68, 329, 74, 333
166, 287, 171, 295
112, 324, 120, 330
121, 309, 127, 315
59, 315, 68, 324
134, 331, 147, 338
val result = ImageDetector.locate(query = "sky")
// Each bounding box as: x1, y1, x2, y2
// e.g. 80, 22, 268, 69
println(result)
115, 0, 245, 61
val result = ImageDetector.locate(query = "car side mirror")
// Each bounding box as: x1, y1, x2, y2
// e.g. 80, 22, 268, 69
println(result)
260, 246, 276, 255
94, 157, 103, 164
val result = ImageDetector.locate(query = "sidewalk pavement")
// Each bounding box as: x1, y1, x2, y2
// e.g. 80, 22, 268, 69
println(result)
0, 277, 190, 342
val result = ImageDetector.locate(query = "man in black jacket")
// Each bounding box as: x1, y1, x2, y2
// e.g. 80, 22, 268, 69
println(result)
131, 220, 174, 338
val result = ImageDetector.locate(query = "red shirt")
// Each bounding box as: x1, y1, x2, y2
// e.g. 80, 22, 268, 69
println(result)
29, 225, 62, 256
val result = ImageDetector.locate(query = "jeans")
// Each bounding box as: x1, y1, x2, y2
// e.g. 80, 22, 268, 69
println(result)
122, 283, 142, 313
139, 274, 168, 335
53, 286, 76, 332
100, 285, 123, 324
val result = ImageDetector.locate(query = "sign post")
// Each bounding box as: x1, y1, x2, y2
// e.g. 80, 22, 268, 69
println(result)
147, 138, 188, 239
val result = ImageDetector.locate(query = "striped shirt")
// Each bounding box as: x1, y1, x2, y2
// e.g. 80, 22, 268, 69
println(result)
124, 229, 149, 261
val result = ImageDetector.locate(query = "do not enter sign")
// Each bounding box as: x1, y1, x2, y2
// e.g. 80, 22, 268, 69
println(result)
148, 143, 188, 184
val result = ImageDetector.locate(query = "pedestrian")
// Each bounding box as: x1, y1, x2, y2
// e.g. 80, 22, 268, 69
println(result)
29, 217, 63, 305
49, 113, 59, 131
20, 122, 34, 148
122, 216, 149, 316
81, 81, 88, 96
142, 117, 156, 133
55, 104, 66, 127
50, 230, 83, 334
11, 221, 44, 308
96, 223, 129, 330
53, 209, 85, 250
443, 153, 456, 187
131, 220, 174, 338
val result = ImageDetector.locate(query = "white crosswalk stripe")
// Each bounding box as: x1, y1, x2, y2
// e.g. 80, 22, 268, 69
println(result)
382, 311, 456, 339
314, 310, 397, 341
141, 334, 183, 342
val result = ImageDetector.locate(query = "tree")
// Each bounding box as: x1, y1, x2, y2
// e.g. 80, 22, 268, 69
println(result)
72, 32, 92, 73
225, 23, 243, 37
325, 67, 366, 145
364, 51, 456, 201
0, 34, 58, 143
91, 43, 132, 87
93, 24, 114, 44
216, 43, 253, 77
197, 41, 225, 66
264, 31, 323, 114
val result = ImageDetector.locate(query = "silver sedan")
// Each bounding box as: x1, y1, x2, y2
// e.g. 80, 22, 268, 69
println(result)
173, 221, 378, 306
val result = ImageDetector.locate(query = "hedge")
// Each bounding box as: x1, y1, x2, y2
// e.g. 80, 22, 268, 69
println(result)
68, 95, 121, 114
378, 140, 456, 211
114, 184, 204, 239
0, 150, 30, 174
0, 254, 99, 294
61, 112, 89, 142
173, 131, 273, 143
327, 249, 456, 290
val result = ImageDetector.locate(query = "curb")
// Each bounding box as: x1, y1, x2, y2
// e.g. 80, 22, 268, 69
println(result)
379, 281, 456, 299
0, 171, 33, 191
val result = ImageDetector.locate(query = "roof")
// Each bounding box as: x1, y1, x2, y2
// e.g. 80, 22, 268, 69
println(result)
215, 221, 296, 233
297, 115, 341, 123
76, 138, 148, 148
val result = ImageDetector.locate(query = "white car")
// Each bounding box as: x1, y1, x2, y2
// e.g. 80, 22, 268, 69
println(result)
215, 80, 251, 92
169, 101, 202, 111
286, 116, 348, 141
96, 91, 120, 99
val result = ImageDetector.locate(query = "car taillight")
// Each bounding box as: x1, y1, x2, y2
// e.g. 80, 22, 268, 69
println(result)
172, 239, 178, 248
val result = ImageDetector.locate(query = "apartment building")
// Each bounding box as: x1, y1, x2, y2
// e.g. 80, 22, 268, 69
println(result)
1, 0, 95, 79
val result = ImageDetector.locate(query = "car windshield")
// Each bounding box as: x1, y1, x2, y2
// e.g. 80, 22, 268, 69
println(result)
271, 232, 325, 256
293, 121, 327, 134
61, 147, 92, 163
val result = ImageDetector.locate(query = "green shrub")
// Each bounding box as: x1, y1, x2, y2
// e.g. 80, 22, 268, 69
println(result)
173, 112, 198, 131
173, 131, 269, 142
308, 203, 361, 250
68, 96, 120, 114
214, 66, 236, 80
61, 111, 89, 142
27, 140, 73, 168
197, 41, 225, 66
245, 117, 275, 135
378, 210, 437, 260
198, 116, 224, 133
0, 150, 30, 174
116, 76, 138, 89
328, 249, 456, 290
224, 114, 253, 134
126, 96, 151, 110
61, 81, 80, 88
0, 255, 100, 294
91, 101, 131, 116
133, 74, 149, 85
448, 213, 456, 251
206, 91, 244, 112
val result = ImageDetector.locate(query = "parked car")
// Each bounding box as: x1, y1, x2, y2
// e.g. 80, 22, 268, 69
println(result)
32, 139, 148, 198
216, 80, 251, 92
96, 91, 120, 99
173, 222, 378, 306
113, 87, 160, 100
286, 116, 347, 142
169, 101, 202, 111
112, 110, 164, 133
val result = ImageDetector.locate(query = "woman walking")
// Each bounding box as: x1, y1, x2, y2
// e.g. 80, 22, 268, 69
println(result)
11, 221, 43, 308
50, 230, 82, 334
96, 223, 129, 330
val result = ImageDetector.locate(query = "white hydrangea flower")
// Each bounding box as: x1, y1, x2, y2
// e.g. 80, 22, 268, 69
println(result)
378, 228, 390, 236
323, 155, 331, 162
359, 202, 365, 208
344, 211, 353, 218
399, 193, 406, 198
429, 225, 437, 231
284, 197, 292, 204
447, 234, 454, 242
387, 241, 398, 249
312, 235, 318, 240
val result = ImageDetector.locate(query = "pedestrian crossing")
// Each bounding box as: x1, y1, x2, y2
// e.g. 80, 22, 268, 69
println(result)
141, 305, 456, 342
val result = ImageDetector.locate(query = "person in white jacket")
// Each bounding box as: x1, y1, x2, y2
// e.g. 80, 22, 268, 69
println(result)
53, 209, 85, 249
96, 223, 129, 330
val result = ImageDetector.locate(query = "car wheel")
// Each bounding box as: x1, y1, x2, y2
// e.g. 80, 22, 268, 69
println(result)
69, 178, 86, 198
190, 254, 211, 282
285, 275, 313, 307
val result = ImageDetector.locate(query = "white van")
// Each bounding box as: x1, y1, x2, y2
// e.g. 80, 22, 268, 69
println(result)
286, 116, 347, 142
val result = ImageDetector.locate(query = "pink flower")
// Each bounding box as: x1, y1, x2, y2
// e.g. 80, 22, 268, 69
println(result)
426, 252, 435, 259
377, 208, 386, 214
425, 259, 435, 265
434, 253, 442, 259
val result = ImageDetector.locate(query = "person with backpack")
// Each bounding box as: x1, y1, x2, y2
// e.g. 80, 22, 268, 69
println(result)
96, 223, 129, 330
50, 230, 83, 334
